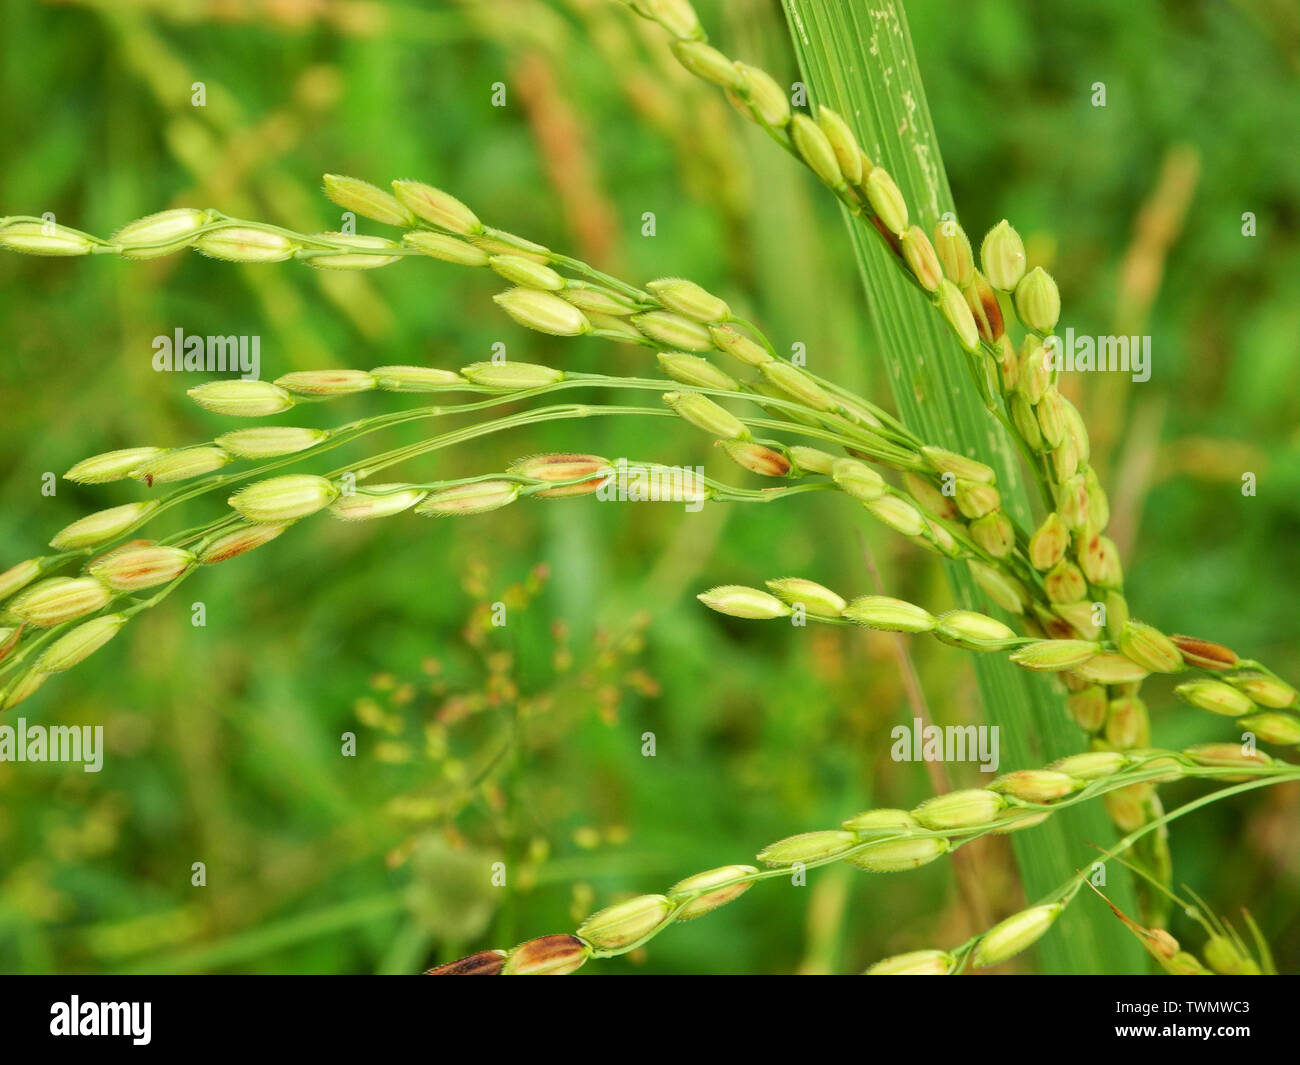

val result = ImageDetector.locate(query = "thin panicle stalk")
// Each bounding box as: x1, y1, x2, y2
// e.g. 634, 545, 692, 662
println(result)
429, 751, 1297, 975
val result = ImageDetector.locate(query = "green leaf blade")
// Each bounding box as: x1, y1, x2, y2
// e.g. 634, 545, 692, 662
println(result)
781, 0, 1144, 974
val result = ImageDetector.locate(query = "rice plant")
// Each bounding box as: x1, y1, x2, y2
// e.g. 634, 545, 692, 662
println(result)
0, 0, 1294, 975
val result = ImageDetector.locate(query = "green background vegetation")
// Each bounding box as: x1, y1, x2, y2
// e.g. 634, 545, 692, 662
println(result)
0, 0, 1295, 974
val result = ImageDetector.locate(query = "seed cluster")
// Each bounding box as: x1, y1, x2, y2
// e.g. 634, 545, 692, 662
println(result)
695, 579, 1299, 750
426, 743, 1288, 975
0, 0, 1294, 976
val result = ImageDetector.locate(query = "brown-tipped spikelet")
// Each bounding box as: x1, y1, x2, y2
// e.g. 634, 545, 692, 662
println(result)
426, 949, 508, 976
963, 271, 1004, 343
720, 440, 791, 477
199, 523, 289, 564
509, 454, 612, 497
502, 935, 590, 975
1168, 635, 1238, 672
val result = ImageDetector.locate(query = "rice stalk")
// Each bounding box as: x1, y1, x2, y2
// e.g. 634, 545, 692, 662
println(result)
866, 772, 1289, 975
425, 751, 1297, 974
0, 0, 1290, 976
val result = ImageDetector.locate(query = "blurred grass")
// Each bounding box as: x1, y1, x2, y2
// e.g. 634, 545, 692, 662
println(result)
0, 0, 1296, 974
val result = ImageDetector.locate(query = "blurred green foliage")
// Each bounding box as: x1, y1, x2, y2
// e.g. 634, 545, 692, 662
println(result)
0, 0, 1295, 974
